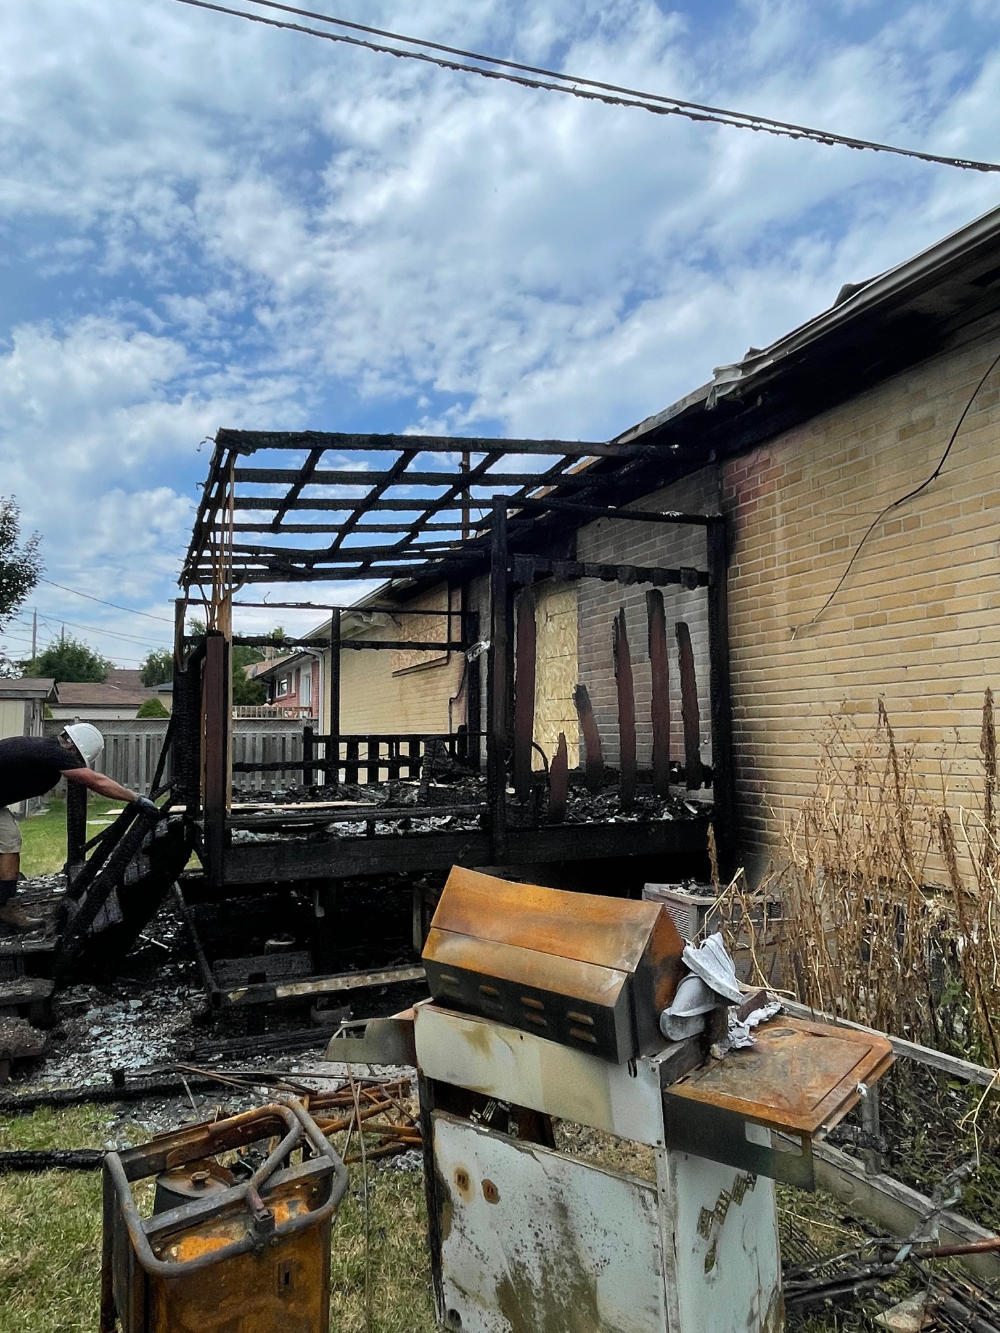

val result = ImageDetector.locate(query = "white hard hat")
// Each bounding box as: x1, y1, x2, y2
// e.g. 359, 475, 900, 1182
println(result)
64, 722, 104, 767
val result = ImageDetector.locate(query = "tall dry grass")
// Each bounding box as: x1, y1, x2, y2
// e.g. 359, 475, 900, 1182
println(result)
751, 693, 1000, 1067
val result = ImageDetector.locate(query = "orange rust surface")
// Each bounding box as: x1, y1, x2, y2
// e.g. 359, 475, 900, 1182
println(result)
667, 1016, 893, 1135
428, 866, 683, 972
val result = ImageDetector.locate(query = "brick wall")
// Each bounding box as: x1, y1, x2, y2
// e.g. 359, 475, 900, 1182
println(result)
575, 467, 719, 767
721, 313, 1000, 881
335, 583, 466, 734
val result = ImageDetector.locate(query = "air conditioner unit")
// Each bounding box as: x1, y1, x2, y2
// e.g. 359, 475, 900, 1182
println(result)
642, 883, 719, 943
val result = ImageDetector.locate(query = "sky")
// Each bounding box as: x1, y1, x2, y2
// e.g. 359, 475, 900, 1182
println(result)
1, 0, 999, 670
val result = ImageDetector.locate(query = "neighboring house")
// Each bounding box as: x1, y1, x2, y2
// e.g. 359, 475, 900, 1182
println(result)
251, 652, 320, 718
311, 202, 1000, 882
49, 668, 167, 721
0, 677, 57, 815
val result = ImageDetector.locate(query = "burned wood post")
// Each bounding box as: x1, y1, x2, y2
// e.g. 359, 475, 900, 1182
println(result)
302, 724, 315, 787
512, 587, 536, 804
573, 683, 604, 792
463, 603, 482, 771
613, 607, 637, 811
707, 515, 737, 873
548, 732, 568, 823
675, 621, 703, 790
202, 630, 230, 889
487, 499, 510, 860
327, 612, 341, 788
65, 783, 88, 883
646, 588, 671, 798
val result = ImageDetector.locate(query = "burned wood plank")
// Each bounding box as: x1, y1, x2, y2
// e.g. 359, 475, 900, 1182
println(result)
512, 587, 537, 804
548, 733, 568, 823
511, 555, 708, 588
646, 589, 671, 798
215, 429, 628, 458
573, 683, 604, 792
234, 468, 599, 489
202, 631, 230, 887
488, 500, 510, 860
613, 608, 637, 811
675, 621, 703, 789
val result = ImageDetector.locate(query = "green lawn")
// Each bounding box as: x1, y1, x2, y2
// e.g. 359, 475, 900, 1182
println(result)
18, 796, 127, 878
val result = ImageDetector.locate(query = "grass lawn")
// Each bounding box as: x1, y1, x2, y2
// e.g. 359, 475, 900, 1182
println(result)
18, 796, 126, 878
0, 1106, 437, 1333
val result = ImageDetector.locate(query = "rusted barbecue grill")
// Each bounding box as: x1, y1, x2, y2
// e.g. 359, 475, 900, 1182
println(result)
343, 866, 893, 1333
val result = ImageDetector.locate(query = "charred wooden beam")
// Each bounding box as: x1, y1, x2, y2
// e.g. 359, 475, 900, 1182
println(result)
270, 445, 323, 531
613, 608, 637, 811
233, 468, 599, 489
548, 733, 568, 823
202, 631, 230, 888
512, 587, 537, 804
675, 621, 703, 790
487, 500, 510, 860
646, 589, 671, 798
506, 496, 716, 526
463, 605, 482, 771
232, 635, 464, 652
215, 429, 629, 458
328, 613, 341, 789
511, 555, 708, 588
573, 683, 604, 792
329, 448, 417, 554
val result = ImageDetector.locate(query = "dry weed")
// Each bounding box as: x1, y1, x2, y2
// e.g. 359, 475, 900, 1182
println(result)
738, 694, 1000, 1066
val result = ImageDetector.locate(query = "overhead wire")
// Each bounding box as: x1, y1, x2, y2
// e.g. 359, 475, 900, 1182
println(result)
38, 578, 173, 623
167, 0, 1000, 172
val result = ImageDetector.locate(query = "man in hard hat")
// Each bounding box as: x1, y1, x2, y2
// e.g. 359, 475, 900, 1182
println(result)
0, 723, 157, 931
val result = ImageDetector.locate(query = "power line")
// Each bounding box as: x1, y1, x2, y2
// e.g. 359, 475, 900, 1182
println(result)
168, 0, 1000, 173
39, 578, 173, 623
34, 613, 171, 652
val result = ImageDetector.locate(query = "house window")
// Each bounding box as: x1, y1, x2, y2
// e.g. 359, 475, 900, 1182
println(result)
277, 676, 289, 697
300, 667, 312, 706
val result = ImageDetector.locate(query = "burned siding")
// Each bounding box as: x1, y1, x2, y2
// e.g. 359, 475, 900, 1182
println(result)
575, 468, 719, 770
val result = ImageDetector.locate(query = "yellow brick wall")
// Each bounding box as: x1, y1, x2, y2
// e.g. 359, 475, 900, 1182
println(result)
721, 315, 1000, 880
332, 583, 466, 735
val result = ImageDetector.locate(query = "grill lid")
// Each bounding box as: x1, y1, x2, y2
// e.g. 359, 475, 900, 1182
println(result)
422, 867, 684, 1063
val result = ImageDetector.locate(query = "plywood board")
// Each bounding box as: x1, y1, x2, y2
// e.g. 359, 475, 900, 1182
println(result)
533, 582, 579, 768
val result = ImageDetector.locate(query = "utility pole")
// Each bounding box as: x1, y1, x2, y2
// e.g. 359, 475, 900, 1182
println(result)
31, 608, 37, 659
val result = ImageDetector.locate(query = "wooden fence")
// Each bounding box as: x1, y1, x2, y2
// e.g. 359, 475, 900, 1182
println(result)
45, 716, 317, 795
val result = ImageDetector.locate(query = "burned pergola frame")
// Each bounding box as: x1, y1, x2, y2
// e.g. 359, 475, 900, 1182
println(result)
176, 430, 735, 887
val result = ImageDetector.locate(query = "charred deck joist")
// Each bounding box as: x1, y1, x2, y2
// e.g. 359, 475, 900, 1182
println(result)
210, 814, 711, 885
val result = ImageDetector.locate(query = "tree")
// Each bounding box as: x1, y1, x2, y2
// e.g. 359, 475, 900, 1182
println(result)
0, 497, 42, 676
140, 648, 174, 686
136, 696, 170, 718
27, 635, 113, 683
185, 617, 284, 706
0, 497, 42, 627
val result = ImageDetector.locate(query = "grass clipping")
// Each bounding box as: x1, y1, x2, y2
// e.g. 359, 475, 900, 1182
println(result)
755, 693, 1000, 1067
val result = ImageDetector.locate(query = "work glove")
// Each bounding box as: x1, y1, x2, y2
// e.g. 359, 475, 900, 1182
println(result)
134, 795, 161, 821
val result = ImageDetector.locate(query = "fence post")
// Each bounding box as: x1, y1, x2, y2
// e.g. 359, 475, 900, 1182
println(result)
303, 724, 314, 786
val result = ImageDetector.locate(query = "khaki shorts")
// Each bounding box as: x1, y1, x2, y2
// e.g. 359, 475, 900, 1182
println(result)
0, 807, 22, 855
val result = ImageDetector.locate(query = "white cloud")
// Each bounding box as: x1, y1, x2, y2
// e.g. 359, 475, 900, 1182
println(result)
0, 0, 998, 660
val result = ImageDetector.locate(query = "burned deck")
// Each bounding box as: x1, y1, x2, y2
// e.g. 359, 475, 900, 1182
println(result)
193, 779, 714, 888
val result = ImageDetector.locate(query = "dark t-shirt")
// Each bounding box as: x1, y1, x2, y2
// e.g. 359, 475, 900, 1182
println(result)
0, 736, 86, 808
